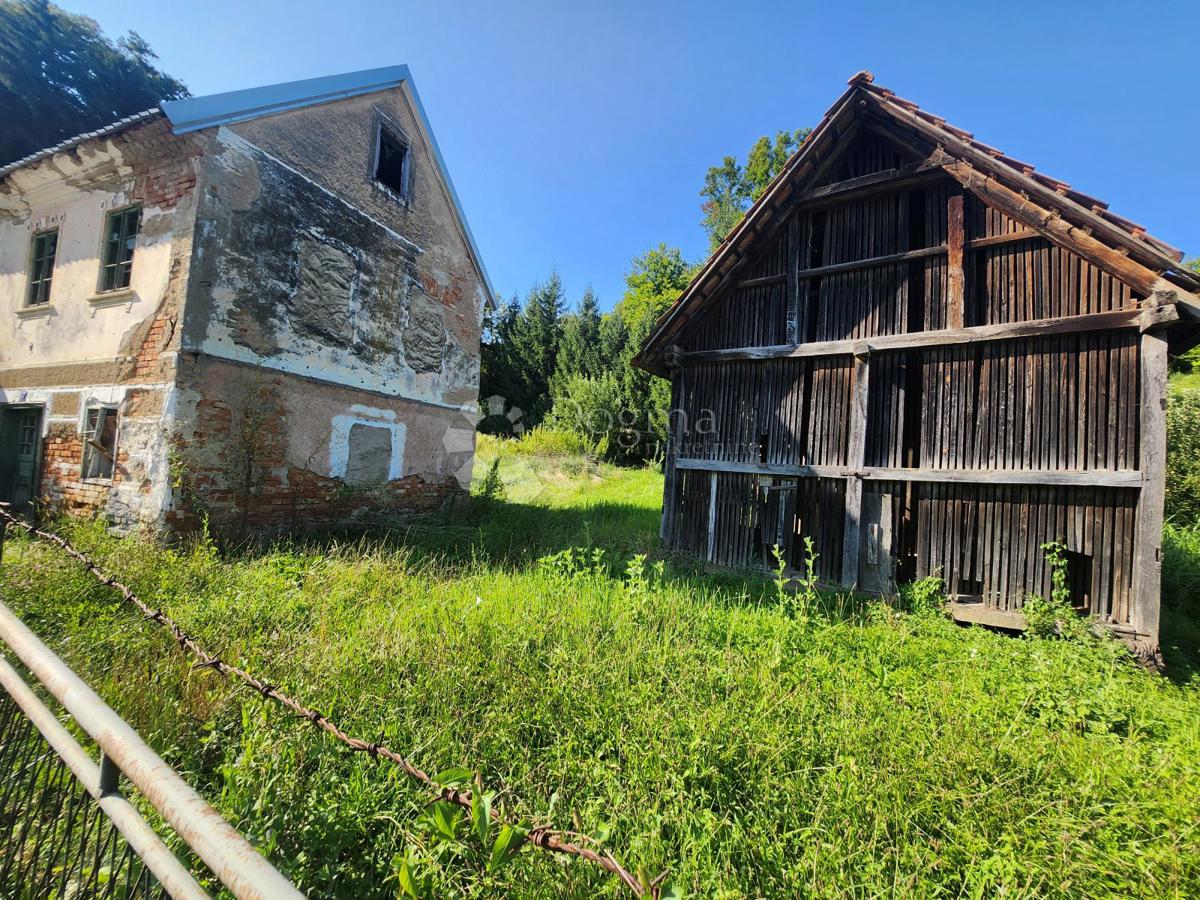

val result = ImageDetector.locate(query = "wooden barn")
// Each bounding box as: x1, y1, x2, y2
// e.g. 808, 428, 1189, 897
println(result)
634, 73, 1200, 652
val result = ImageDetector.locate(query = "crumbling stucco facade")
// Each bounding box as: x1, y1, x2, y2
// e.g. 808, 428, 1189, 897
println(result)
0, 68, 489, 534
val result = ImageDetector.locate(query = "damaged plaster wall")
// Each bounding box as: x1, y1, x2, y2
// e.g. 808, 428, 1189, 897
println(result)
176, 91, 487, 505
182, 124, 481, 410
1, 134, 174, 370
0, 118, 202, 530
170, 354, 467, 532
223, 84, 487, 403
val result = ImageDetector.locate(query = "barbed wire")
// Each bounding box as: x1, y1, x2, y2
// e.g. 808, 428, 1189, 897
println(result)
0, 508, 666, 898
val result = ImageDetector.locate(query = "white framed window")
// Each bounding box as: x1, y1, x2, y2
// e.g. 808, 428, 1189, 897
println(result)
329, 413, 406, 484
99, 205, 141, 292
81, 404, 119, 480
26, 228, 58, 306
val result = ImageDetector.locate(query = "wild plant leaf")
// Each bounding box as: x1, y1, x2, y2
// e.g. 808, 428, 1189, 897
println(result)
430, 801, 462, 842
472, 790, 493, 847
395, 854, 419, 898
488, 823, 529, 872
433, 766, 473, 787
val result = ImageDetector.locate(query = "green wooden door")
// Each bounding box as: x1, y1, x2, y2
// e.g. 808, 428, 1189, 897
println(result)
0, 407, 43, 510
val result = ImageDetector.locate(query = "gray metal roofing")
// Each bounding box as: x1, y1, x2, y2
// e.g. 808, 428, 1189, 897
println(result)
1, 65, 495, 306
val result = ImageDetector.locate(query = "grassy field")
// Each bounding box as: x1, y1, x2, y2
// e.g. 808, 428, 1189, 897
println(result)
2, 435, 1199, 898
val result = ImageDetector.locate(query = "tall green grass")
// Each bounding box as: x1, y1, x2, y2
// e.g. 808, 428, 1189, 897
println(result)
1, 450, 1198, 898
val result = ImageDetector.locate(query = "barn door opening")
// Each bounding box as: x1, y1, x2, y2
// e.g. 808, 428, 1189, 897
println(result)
895, 350, 924, 583
0, 405, 44, 512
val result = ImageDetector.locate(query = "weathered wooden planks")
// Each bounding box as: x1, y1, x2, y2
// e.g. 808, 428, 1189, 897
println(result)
681, 307, 1153, 365
656, 150, 1176, 647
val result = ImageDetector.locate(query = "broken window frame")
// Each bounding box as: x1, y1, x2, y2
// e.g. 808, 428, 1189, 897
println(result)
99, 205, 141, 293
26, 228, 58, 306
372, 120, 411, 202
80, 404, 119, 481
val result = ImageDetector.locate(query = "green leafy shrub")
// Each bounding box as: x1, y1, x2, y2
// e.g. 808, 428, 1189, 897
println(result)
547, 373, 623, 460
1163, 521, 1200, 613
474, 457, 506, 506
1023, 542, 1092, 642
1166, 388, 1200, 522
897, 575, 945, 617
512, 424, 596, 458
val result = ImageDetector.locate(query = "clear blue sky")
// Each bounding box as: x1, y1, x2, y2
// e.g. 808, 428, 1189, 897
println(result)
71, 0, 1198, 310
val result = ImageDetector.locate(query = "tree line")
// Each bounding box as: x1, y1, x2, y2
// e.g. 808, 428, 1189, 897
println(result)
479, 132, 806, 463
478, 245, 693, 463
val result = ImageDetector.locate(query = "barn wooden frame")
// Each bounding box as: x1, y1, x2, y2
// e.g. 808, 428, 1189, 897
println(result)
636, 73, 1200, 652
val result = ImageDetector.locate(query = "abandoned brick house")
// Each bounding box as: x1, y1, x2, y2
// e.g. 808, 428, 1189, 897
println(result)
636, 73, 1200, 652
0, 65, 493, 532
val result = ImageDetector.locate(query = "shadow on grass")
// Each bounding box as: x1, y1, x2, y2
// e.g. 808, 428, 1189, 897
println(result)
1160, 605, 1200, 685
214, 494, 891, 629
211, 494, 1200, 677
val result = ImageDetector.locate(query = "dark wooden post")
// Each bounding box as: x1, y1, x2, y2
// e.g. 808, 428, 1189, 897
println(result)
841, 345, 871, 587
1132, 297, 1170, 651
0, 504, 7, 564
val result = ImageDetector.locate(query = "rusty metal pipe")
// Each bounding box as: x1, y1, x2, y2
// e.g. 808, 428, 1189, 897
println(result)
0, 600, 304, 900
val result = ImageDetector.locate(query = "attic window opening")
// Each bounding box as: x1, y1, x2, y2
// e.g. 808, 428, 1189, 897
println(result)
374, 125, 410, 199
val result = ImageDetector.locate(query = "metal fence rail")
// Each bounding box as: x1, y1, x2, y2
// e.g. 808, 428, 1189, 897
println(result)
0, 677, 182, 899
0, 597, 304, 899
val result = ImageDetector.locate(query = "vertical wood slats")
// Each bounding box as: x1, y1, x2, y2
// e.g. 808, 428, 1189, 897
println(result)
841, 351, 871, 586
860, 332, 1140, 473
662, 167, 1161, 635
913, 482, 1136, 620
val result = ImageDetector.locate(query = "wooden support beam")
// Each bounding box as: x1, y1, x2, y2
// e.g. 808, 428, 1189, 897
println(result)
681, 306, 1154, 366
942, 160, 1164, 296
1139, 291, 1181, 332
672, 458, 1143, 488
865, 467, 1142, 488
967, 230, 1041, 250
737, 273, 787, 289
786, 215, 800, 344
947, 600, 1026, 630
946, 188, 965, 328
788, 156, 949, 207
841, 348, 871, 588
794, 245, 947, 282
1132, 324, 1168, 650
675, 458, 845, 479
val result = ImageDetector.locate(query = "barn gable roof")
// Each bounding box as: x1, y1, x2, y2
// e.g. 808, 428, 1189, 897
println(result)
635, 72, 1200, 375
